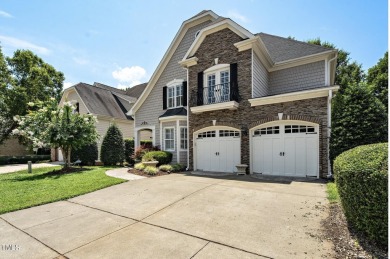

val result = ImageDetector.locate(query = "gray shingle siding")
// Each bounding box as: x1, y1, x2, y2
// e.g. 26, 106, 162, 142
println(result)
252, 51, 269, 98
135, 20, 212, 152
269, 61, 325, 95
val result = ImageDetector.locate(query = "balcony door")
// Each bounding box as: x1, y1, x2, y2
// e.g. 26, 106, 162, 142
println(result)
205, 69, 230, 105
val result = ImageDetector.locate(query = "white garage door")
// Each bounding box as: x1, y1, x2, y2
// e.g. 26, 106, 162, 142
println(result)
252, 123, 319, 177
196, 129, 240, 173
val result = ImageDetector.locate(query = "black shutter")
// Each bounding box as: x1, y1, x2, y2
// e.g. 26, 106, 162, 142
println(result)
230, 63, 238, 102
197, 71, 203, 106
163, 86, 167, 110
182, 81, 187, 106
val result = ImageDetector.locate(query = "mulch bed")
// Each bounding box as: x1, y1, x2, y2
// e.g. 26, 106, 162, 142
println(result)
322, 203, 388, 259
48, 167, 88, 175
128, 168, 170, 178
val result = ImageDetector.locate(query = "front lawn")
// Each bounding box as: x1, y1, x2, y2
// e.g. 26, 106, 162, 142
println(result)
0, 166, 126, 214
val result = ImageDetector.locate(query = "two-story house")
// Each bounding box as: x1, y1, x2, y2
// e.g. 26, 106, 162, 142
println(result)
129, 10, 338, 178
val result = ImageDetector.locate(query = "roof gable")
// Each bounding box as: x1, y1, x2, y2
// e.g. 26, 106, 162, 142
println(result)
129, 10, 218, 115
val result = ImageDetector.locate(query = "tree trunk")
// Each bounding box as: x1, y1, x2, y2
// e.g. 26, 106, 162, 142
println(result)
61, 146, 71, 169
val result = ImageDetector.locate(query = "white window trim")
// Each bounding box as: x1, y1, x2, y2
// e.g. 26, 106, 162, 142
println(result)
164, 127, 175, 151
166, 79, 184, 109
204, 63, 229, 73
179, 126, 188, 151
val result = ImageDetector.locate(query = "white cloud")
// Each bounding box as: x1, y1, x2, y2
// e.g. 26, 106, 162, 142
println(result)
227, 10, 249, 23
63, 82, 74, 89
0, 10, 13, 18
0, 35, 50, 55
112, 66, 147, 87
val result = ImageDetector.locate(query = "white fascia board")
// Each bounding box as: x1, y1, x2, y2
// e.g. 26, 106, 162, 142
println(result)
249, 86, 340, 107
129, 12, 217, 116
158, 115, 187, 122
190, 101, 239, 114
269, 50, 337, 72
182, 19, 255, 61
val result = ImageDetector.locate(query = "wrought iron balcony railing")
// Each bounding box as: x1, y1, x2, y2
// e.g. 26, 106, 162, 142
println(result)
192, 82, 238, 106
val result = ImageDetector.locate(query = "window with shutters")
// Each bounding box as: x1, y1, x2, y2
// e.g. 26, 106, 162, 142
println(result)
164, 79, 187, 109
195, 63, 238, 107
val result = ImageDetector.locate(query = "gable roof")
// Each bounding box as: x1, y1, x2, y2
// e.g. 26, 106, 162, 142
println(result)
70, 83, 132, 120
129, 10, 218, 115
126, 82, 148, 99
256, 33, 334, 63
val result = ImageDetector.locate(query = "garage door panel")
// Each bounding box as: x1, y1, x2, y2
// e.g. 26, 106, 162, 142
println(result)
284, 137, 296, 175
306, 137, 318, 176
272, 138, 283, 175
252, 138, 262, 173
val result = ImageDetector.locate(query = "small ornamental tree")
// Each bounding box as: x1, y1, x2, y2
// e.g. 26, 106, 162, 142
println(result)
100, 124, 125, 165
12, 99, 98, 169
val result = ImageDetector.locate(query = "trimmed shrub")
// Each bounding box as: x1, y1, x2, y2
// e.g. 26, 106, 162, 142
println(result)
141, 151, 172, 166
134, 162, 145, 171
100, 124, 125, 166
71, 142, 98, 166
144, 166, 158, 175
0, 155, 50, 165
172, 163, 184, 172
140, 140, 153, 148
132, 145, 159, 162
124, 138, 135, 164
159, 164, 173, 172
334, 143, 388, 246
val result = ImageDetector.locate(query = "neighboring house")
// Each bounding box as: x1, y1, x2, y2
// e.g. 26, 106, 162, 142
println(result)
0, 137, 32, 156
129, 10, 338, 178
52, 82, 150, 161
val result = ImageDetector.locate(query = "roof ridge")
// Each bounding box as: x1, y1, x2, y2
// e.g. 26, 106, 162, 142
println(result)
257, 32, 334, 51
93, 82, 127, 94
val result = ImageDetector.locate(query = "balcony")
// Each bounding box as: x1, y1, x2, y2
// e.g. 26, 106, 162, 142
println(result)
190, 82, 239, 114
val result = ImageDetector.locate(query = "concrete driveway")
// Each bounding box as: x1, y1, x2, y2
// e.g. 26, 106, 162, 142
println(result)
0, 173, 334, 258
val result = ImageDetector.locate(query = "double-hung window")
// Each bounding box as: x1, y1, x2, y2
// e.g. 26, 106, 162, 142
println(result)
180, 127, 187, 150
166, 79, 184, 109
164, 128, 175, 151
204, 64, 230, 104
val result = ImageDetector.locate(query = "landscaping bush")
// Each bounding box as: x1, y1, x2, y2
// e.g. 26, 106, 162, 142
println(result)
141, 151, 172, 166
132, 145, 159, 162
124, 138, 135, 164
144, 166, 158, 175
134, 162, 145, 171
100, 124, 125, 166
159, 164, 173, 172
172, 163, 184, 172
70, 142, 98, 165
0, 155, 51, 165
141, 152, 155, 162
333, 142, 388, 246
140, 140, 153, 148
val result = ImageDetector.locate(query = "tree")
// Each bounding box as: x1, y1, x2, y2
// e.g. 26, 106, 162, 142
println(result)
330, 83, 388, 161
12, 99, 98, 169
367, 51, 388, 109
100, 124, 125, 165
0, 48, 64, 144
71, 142, 98, 166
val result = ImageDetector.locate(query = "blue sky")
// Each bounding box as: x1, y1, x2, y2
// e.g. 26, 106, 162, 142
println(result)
0, 0, 387, 89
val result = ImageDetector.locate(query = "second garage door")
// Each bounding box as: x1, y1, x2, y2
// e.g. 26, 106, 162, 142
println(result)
195, 129, 240, 173
251, 123, 319, 177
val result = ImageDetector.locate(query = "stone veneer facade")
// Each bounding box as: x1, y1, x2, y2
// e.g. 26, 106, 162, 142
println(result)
188, 28, 329, 177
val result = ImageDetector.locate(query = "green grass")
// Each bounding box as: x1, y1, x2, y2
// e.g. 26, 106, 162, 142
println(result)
326, 182, 340, 203
0, 166, 126, 214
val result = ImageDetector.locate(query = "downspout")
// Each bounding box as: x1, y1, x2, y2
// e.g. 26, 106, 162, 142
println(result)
327, 54, 337, 178
185, 67, 190, 171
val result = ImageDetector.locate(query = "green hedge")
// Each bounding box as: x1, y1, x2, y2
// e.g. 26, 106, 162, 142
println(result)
0, 155, 51, 165
334, 142, 388, 246
124, 138, 135, 164
71, 143, 98, 166
142, 151, 172, 166
140, 140, 153, 148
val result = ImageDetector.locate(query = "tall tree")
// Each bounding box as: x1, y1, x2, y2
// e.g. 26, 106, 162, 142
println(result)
367, 51, 388, 109
0, 48, 64, 144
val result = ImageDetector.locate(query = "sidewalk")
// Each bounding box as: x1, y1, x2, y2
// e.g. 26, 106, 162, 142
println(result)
0, 162, 62, 174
